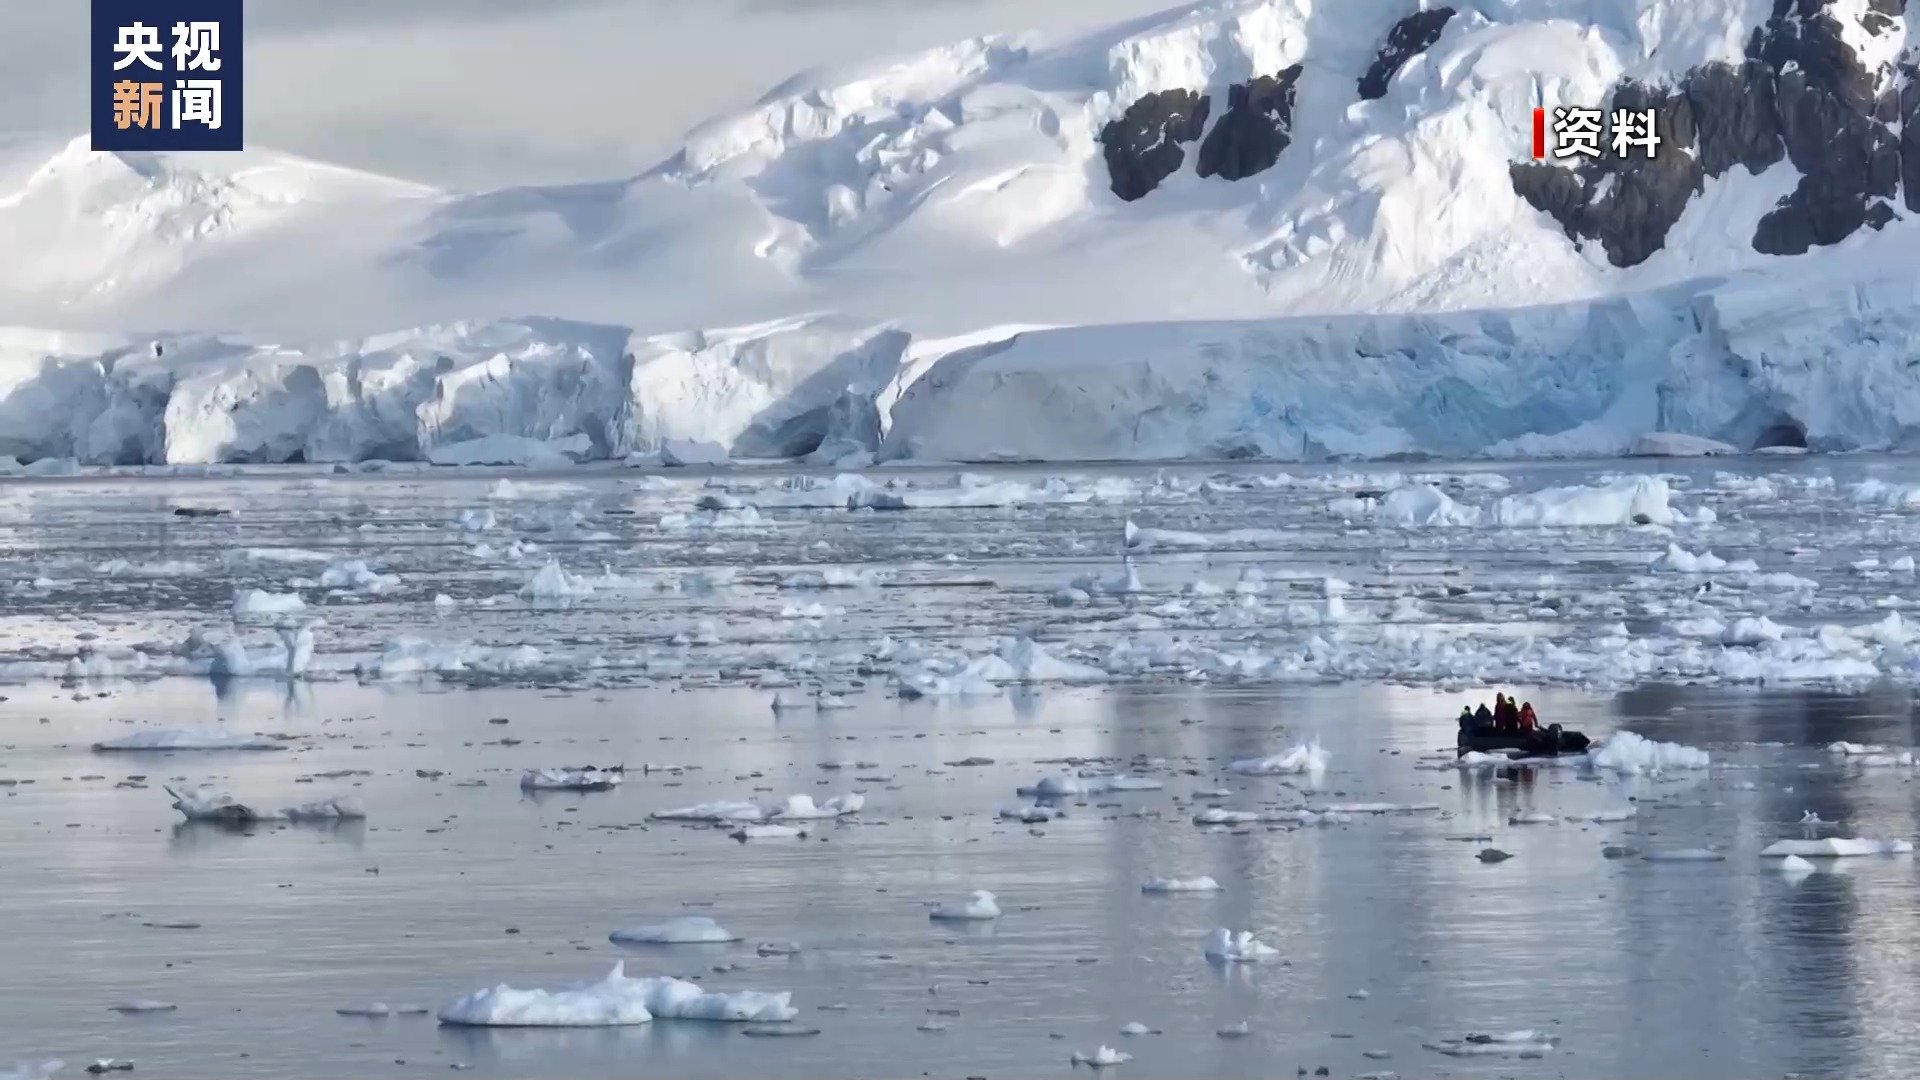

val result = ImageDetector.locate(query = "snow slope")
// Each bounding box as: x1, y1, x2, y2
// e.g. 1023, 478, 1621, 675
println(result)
1, 0, 1918, 463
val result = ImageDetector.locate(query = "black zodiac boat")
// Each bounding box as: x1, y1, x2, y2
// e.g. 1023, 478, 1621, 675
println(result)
1456, 722, 1591, 758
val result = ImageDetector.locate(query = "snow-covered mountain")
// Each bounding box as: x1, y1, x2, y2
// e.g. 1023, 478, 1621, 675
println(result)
3, 0, 1918, 465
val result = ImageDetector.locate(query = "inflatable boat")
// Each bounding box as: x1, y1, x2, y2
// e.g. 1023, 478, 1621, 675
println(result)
1456, 722, 1590, 758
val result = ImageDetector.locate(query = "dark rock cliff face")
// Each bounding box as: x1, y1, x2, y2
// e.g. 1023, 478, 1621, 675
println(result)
1099, 89, 1212, 202
1748, 0, 1905, 253
1197, 67, 1304, 181
1358, 8, 1456, 101
1511, 0, 1909, 264
1904, 61, 1920, 212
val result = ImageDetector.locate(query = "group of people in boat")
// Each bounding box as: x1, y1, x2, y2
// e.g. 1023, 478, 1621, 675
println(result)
1460, 693, 1539, 734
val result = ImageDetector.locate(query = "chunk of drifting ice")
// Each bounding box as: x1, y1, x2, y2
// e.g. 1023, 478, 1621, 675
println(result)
1204, 929, 1279, 962
1424, 1031, 1559, 1057
1722, 616, 1790, 645
929, 891, 1001, 920
520, 767, 623, 791
1586, 732, 1709, 774
520, 560, 594, 600
767, 794, 863, 819
1228, 739, 1328, 778
1142, 876, 1221, 893
1654, 544, 1757, 574
94, 729, 284, 752
731, 823, 807, 841
1070, 1046, 1132, 1066
1777, 854, 1817, 875
1492, 476, 1673, 527
167, 785, 365, 823
1000, 804, 1061, 823
1192, 807, 1264, 825
659, 439, 730, 467
232, 589, 305, 617
652, 800, 766, 823
109, 999, 177, 1013
437, 962, 795, 1026
1760, 838, 1914, 858
1828, 741, 1892, 756
1507, 811, 1557, 825
1120, 1022, 1150, 1036
608, 916, 740, 944
279, 796, 367, 821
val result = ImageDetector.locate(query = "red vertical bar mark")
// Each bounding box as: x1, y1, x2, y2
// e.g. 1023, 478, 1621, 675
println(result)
1531, 107, 1547, 158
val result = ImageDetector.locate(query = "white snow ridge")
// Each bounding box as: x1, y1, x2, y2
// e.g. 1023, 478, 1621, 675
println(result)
1, 0, 1918, 466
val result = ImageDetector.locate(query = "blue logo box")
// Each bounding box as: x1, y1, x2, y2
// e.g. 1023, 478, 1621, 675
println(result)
91, 0, 244, 151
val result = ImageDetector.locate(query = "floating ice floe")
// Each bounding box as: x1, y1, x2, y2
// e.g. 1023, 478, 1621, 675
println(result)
1760, 838, 1913, 858
1228, 739, 1328, 778
652, 794, 862, 823
608, 916, 740, 945
1424, 1031, 1559, 1058
1142, 876, 1221, 893
1016, 773, 1162, 798
1000, 804, 1063, 823
108, 999, 177, 1014
520, 767, 624, 791
1641, 848, 1725, 862
94, 729, 286, 752
929, 890, 1001, 921
1586, 731, 1710, 774
166, 785, 367, 824
436, 962, 795, 1026
731, 823, 807, 841
1070, 1046, 1132, 1066
232, 589, 305, 617
1204, 929, 1280, 963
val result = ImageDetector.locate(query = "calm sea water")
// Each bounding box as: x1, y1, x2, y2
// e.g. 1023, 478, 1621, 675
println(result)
5, 677, 1920, 1079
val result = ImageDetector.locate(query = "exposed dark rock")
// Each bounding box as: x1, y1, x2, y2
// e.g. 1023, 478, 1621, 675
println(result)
1747, 0, 1903, 254
1099, 89, 1211, 201
1510, 80, 1708, 267
1513, 0, 1908, 265
1900, 61, 1919, 212
1359, 8, 1456, 101
1196, 67, 1305, 182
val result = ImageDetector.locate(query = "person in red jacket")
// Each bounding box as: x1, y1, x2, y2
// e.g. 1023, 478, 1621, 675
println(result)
1518, 701, 1538, 732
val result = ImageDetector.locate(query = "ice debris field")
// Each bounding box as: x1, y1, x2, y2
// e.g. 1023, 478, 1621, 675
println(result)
13, 458, 1920, 695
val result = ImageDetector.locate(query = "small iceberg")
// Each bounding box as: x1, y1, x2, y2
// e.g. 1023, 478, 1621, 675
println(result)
1203, 929, 1280, 963
731, 823, 807, 841
108, 999, 177, 1014
929, 890, 1001, 921
520, 767, 624, 791
1142, 876, 1221, 893
1778, 854, 1817, 876
1760, 838, 1913, 858
1424, 1031, 1558, 1058
437, 962, 795, 1026
94, 729, 285, 752
1228, 740, 1328, 778
609, 916, 740, 945
166, 786, 366, 825
1070, 1046, 1132, 1066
